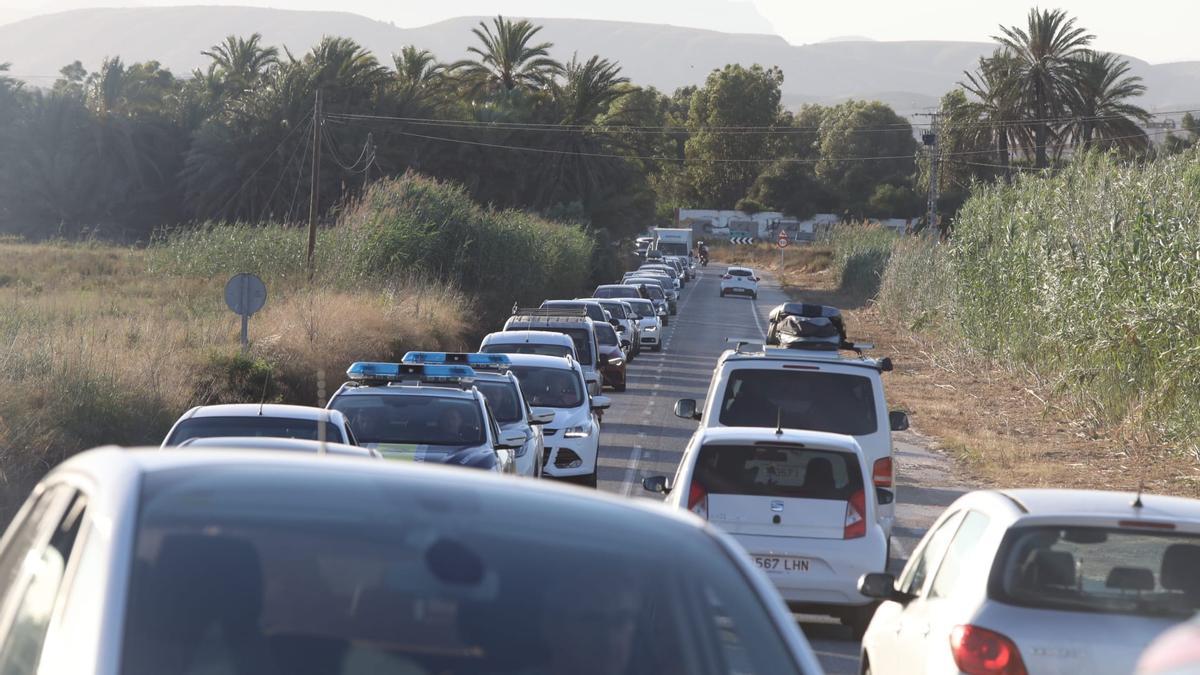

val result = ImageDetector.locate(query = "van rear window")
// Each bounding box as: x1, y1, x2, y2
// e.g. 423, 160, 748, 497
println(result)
718, 370, 878, 436
695, 444, 863, 500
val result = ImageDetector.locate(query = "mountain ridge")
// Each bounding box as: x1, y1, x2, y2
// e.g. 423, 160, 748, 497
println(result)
2, 6, 1198, 112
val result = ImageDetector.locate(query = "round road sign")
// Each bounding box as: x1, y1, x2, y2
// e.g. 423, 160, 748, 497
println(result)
777, 231, 790, 249
224, 273, 267, 316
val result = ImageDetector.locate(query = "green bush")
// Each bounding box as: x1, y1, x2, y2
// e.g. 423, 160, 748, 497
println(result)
823, 224, 899, 298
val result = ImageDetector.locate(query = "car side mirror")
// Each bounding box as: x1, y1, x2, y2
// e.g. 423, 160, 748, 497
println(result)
876, 487, 895, 505
529, 407, 555, 425
591, 395, 612, 411
674, 398, 701, 421
642, 475, 672, 494
496, 429, 527, 450
858, 573, 913, 604
879, 357, 894, 373
889, 410, 910, 432
609, 318, 621, 327
753, 276, 761, 282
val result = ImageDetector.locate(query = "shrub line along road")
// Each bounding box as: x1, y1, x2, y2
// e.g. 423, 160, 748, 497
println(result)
596, 263, 969, 675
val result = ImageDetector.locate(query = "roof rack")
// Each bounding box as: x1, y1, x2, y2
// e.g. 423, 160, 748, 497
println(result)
512, 307, 589, 318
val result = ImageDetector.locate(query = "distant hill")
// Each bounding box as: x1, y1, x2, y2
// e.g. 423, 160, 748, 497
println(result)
3, 6, 1199, 113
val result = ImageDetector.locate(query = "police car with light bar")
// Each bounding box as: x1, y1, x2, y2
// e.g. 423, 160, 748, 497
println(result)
402, 352, 555, 478
676, 303, 909, 542
326, 361, 524, 473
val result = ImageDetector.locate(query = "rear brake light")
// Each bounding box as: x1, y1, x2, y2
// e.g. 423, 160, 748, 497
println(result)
950, 625, 1027, 675
688, 482, 709, 520
782, 364, 820, 370
872, 457, 894, 488
843, 489, 866, 539
1117, 519, 1176, 530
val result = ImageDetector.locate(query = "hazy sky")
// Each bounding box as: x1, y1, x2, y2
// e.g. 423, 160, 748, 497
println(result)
7, 0, 1199, 63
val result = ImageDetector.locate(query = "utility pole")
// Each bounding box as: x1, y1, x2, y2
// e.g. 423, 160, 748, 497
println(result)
363, 132, 375, 191
920, 111, 941, 237
306, 89, 322, 279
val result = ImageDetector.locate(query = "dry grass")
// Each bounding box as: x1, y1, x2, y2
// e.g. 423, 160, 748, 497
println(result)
0, 240, 471, 517
764, 261, 1200, 498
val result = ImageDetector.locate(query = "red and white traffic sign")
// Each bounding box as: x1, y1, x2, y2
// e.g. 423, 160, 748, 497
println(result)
777, 231, 790, 248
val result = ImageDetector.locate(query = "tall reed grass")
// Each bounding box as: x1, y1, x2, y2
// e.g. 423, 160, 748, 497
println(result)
877, 151, 1200, 451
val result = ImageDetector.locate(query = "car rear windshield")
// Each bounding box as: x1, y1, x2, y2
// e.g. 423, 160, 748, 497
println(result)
629, 302, 657, 318
329, 394, 485, 446
480, 343, 574, 359
542, 301, 605, 324
472, 380, 523, 424
718, 369, 878, 436
166, 417, 345, 446
554, 327, 593, 366
728, 269, 753, 277
509, 365, 585, 409
596, 302, 629, 319
595, 286, 639, 299
595, 323, 619, 347
992, 526, 1200, 618
636, 285, 665, 300
122, 467, 799, 675
695, 444, 863, 500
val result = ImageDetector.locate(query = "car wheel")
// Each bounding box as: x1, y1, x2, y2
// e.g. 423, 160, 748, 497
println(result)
615, 381, 627, 392
662, 317, 669, 326
578, 472, 598, 489
752, 292, 758, 300
652, 343, 662, 352
842, 604, 877, 641
719, 290, 725, 297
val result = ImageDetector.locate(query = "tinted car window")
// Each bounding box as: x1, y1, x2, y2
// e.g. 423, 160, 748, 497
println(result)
695, 444, 863, 500
994, 526, 1200, 618
595, 323, 619, 347
628, 301, 657, 318
122, 467, 801, 675
509, 365, 584, 408
166, 417, 346, 446
481, 343, 574, 358
473, 380, 523, 424
719, 370, 878, 436
595, 286, 640, 299
728, 269, 753, 277
330, 394, 485, 446
899, 511, 963, 597
554, 328, 593, 366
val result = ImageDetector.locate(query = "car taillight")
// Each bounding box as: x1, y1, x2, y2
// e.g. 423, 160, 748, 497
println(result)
950, 625, 1027, 675
872, 457, 893, 488
688, 482, 709, 520
843, 489, 866, 539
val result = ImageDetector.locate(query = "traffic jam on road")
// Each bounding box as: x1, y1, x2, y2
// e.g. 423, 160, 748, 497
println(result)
2, 231, 1198, 675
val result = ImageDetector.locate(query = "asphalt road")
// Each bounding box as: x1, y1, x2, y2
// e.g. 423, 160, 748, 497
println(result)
596, 262, 966, 675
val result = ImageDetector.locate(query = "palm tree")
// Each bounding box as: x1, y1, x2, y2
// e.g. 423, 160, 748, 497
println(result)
961, 49, 1029, 176
995, 8, 1094, 168
201, 33, 280, 99
392, 46, 446, 106
453, 16, 561, 96
1066, 50, 1149, 153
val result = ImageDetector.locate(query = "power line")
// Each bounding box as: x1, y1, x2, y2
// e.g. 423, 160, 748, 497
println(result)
214, 109, 313, 219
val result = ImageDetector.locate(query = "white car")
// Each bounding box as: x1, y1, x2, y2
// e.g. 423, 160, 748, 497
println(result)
720, 266, 760, 299
402, 352, 555, 478
479, 329, 576, 358
161, 403, 356, 446
676, 340, 907, 541
625, 298, 664, 352
644, 427, 887, 636
326, 362, 524, 473
503, 353, 610, 487
0, 447, 825, 675
858, 488, 1200, 675
581, 297, 641, 357
175, 436, 380, 458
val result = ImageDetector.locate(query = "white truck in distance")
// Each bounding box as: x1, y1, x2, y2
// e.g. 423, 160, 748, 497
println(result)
652, 227, 693, 262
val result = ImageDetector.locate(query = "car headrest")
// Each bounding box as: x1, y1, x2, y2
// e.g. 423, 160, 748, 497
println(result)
802, 458, 835, 490
1105, 566, 1155, 592
1161, 543, 1200, 592
1023, 550, 1076, 588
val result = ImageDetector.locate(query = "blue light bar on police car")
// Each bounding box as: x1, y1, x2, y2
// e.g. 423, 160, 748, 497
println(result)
402, 352, 512, 370
346, 362, 476, 383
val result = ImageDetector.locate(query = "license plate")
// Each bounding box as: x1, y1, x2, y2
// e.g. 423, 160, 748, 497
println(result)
753, 556, 811, 574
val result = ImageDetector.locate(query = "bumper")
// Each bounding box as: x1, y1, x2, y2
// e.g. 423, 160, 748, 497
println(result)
721, 285, 757, 295
639, 333, 661, 346
541, 429, 598, 478
734, 532, 887, 607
